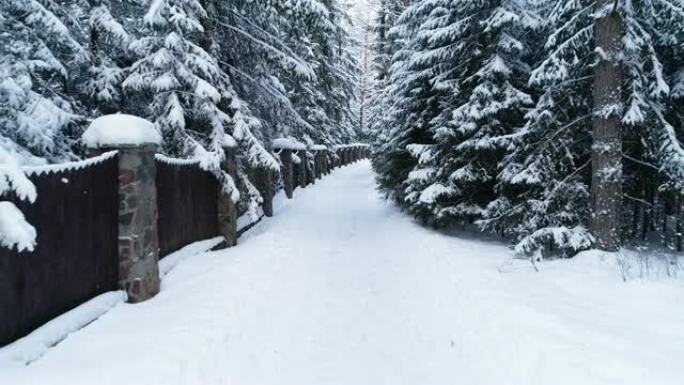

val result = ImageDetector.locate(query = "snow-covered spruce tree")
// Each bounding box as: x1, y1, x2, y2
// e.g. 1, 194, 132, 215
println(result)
277, 0, 360, 145
372, 0, 438, 212
124, 1, 275, 164
482, 0, 684, 257
207, 0, 317, 145
374, 0, 536, 225
367, 0, 406, 147
123, 0, 223, 157
206, 0, 359, 148
82, 0, 143, 115
417, 0, 537, 227
0, 0, 89, 162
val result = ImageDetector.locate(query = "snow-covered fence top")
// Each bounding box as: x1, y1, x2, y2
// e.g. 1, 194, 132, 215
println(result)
21, 151, 118, 177
154, 154, 201, 167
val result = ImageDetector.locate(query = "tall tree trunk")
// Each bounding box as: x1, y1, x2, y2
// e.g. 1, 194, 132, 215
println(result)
591, 1, 623, 251
676, 197, 683, 252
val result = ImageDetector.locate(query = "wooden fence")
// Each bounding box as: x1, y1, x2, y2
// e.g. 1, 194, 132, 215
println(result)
0, 154, 119, 346
156, 158, 220, 257
0, 142, 370, 346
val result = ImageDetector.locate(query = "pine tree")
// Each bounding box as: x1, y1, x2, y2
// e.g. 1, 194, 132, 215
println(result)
367, 0, 405, 146
374, 0, 537, 225
482, 0, 684, 256
0, 0, 89, 162
372, 0, 437, 210
424, 0, 537, 226
83, 0, 141, 115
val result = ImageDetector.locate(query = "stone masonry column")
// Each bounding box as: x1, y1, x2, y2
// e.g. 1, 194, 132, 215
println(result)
297, 150, 307, 188
280, 149, 294, 199
83, 114, 161, 303
323, 151, 330, 175
315, 151, 323, 180
306, 151, 316, 185
218, 145, 238, 247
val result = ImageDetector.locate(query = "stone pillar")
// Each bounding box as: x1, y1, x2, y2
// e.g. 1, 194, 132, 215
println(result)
117, 145, 160, 303
83, 115, 161, 304
314, 151, 323, 180
280, 149, 294, 199
297, 151, 307, 188
254, 167, 274, 217
323, 152, 330, 175
218, 146, 238, 247
306, 152, 316, 185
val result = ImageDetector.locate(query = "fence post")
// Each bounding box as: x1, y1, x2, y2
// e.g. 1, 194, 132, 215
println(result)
297, 150, 307, 188
255, 167, 274, 217
315, 151, 323, 180
218, 145, 238, 247
280, 149, 294, 199
306, 151, 316, 185
323, 151, 330, 175
83, 115, 161, 303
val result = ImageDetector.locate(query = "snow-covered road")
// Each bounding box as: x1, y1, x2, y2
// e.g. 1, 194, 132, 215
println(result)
3, 160, 684, 385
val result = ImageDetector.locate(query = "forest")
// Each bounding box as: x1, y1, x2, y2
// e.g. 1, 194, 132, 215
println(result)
2, 0, 684, 259
0, 0, 360, 251
369, 0, 684, 258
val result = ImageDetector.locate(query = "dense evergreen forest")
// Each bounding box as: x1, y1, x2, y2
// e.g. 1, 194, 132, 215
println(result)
2, 0, 684, 259
0, 0, 360, 250
368, 0, 684, 258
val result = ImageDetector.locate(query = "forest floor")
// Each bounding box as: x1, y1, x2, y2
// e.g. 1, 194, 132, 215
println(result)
2, 160, 684, 385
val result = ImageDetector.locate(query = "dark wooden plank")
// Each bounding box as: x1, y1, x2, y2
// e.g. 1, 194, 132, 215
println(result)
0, 156, 119, 346
156, 162, 219, 257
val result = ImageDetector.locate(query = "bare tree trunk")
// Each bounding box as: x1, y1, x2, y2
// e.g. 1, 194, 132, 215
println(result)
591, 1, 623, 251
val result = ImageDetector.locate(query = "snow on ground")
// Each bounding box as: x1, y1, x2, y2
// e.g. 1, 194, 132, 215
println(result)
2, 160, 683, 385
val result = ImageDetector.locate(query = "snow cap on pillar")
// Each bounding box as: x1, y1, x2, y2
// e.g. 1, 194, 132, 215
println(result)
222, 134, 237, 149
272, 138, 307, 151
82, 114, 161, 148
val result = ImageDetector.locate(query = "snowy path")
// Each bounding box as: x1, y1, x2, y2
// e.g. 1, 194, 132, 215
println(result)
3, 160, 684, 385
